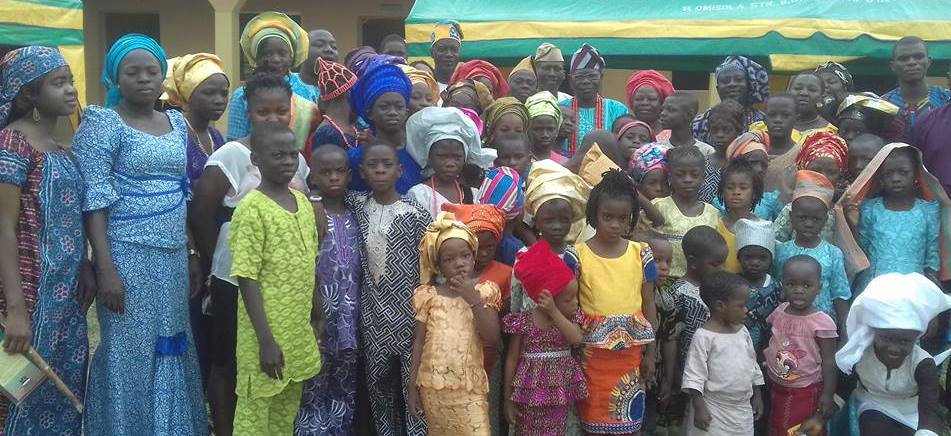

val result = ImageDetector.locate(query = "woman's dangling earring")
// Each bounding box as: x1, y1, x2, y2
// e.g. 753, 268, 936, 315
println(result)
32, 107, 41, 124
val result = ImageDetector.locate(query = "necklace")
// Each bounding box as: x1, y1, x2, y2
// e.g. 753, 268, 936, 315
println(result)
569, 95, 603, 156
183, 117, 213, 156
429, 178, 463, 213
324, 115, 357, 148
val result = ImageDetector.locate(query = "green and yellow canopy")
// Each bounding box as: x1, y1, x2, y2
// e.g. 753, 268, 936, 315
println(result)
406, 0, 951, 74
0, 0, 85, 106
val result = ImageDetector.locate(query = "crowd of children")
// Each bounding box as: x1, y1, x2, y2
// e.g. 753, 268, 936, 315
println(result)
2, 10, 951, 436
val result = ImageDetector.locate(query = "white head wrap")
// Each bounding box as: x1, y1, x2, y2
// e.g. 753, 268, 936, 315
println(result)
735, 218, 776, 256
405, 106, 497, 173
835, 273, 951, 374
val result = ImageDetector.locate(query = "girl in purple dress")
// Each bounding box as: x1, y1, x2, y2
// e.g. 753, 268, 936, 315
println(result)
503, 241, 588, 436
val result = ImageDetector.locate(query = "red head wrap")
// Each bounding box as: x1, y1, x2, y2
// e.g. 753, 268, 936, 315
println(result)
625, 70, 675, 109
450, 60, 509, 98
441, 203, 506, 241
796, 131, 848, 173
513, 240, 574, 302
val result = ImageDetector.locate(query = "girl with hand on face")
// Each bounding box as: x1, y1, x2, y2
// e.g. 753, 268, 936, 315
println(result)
0, 46, 91, 436
408, 212, 502, 436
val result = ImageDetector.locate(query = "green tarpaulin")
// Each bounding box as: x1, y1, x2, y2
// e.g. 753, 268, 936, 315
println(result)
406, 0, 951, 73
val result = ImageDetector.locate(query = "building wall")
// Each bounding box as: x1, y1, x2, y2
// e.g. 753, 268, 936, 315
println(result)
83, 0, 414, 105
83, 0, 217, 104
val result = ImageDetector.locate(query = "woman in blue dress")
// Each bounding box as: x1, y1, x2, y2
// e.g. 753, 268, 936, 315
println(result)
0, 46, 91, 436
73, 34, 207, 435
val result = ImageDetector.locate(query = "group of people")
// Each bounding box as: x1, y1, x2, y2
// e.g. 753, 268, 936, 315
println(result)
1, 9, 951, 436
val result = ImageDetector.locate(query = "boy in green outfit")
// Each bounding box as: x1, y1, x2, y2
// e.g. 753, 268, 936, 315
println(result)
229, 125, 322, 435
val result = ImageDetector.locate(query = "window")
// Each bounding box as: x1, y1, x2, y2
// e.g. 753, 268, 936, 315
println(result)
105, 13, 160, 48
361, 18, 404, 52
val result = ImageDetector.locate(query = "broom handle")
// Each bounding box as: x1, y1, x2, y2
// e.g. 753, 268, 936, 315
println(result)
24, 347, 83, 413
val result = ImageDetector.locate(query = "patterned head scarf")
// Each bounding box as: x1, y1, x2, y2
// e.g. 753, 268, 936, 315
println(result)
625, 70, 675, 109
836, 93, 900, 118
570, 43, 605, 74
103, 34, 167, 108
0, 46, 67, 128
441, 203, 506, 241
617, 120, 655, 142
442, 79, 494, 113
344, 46, 377, 77
629, 142, 669, 183
509, 56, 535, 80
715, 55, 769, 105
792, 170, 834, 208
478, 166, 525, 220
430, 20, 464, 46
349, 64, 411, 128
815, 61, 854, 92
796, 131, 849, 173
162, 53, 228, 108
451, 60, 509, 98
398, 64, 440, 105
316, 58, 357, 101
482, 97, 529, 143
836, 273, 951, 374
406, 106, 496, 171
533, 43, 564, 63
514, 240, 575, 301
726, 130, 770, 161
524, 91, 562, 128
363, 54, 407, 75
418, 211, 478, 284
239, 11, 309, 69
524, 159, 589, 218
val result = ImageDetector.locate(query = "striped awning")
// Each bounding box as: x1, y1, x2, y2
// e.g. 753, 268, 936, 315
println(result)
0, 0, 85, 108
405, 0, 951, 73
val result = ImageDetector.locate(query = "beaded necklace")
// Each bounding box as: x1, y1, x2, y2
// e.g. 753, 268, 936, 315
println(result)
569, 95, 604, 156
324, 115, 357, 148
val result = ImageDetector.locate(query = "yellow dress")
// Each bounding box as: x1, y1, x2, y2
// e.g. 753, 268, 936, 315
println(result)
575, 240, 656, 433
413, 282, 502, 436
229, 189, 322, 434
717, 219, 743, 273
651, 196, 721, 278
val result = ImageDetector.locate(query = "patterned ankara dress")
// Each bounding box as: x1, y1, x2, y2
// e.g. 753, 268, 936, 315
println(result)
503, 310, 588, 436
0, 129, 88, 436
296, 210, 362, 436
74, 106, 207, 436
349, 192, 431, 436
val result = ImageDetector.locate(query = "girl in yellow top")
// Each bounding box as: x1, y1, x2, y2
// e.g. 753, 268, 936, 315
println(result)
575, 170, 658, 434
228, 125, 321, 435
408, 212, 502, 436
715, 159, 765, 273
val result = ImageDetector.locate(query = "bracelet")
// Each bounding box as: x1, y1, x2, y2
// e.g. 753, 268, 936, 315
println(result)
188, 248, 199, 258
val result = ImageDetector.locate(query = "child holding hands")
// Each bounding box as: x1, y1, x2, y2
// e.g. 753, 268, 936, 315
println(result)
503, 240, 588, 435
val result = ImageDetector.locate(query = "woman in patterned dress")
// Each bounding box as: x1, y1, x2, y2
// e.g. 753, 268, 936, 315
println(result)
74, 34, 207, 435
0, 45, 91, 436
